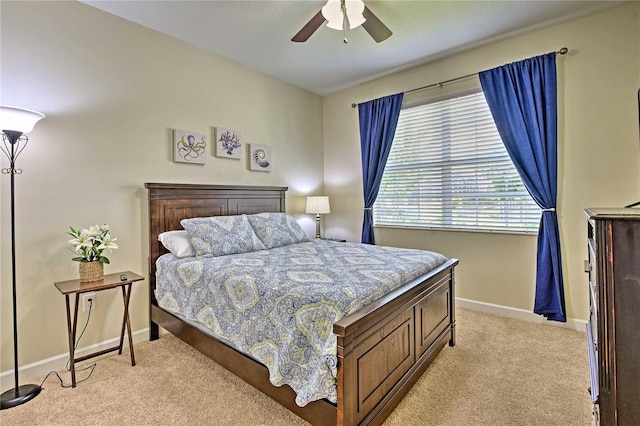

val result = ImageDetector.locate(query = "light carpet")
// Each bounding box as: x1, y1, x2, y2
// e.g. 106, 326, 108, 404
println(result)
1, 308, 593, 425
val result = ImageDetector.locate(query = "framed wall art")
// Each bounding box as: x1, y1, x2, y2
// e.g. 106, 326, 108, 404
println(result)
174, 129, 207, 164
214, 127, 242, 159
248, 144, 271, 172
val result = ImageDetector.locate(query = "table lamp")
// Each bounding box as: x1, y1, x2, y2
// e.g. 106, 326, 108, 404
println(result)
305, 196, 331, 239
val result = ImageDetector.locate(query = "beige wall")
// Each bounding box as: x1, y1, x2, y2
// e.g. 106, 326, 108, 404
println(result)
322, 3, 640, 322
0, 1, 323, 371
1, 1, 638, 376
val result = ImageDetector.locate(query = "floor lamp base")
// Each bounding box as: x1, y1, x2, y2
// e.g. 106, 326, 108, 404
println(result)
0, 384, 41, 410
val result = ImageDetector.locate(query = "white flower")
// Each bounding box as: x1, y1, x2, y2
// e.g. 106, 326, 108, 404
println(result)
88, 225, 102, 237
68, 233, 90, 251
98, 235, 118, 251
67, 224, 118, 264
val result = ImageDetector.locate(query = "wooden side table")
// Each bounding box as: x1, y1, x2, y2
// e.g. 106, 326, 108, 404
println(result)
54, 271, 144, 387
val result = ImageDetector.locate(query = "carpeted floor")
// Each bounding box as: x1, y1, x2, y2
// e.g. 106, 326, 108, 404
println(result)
1, 308, 593, 425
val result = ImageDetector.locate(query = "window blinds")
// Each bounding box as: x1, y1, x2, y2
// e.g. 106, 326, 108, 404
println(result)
374, 91, 540, 233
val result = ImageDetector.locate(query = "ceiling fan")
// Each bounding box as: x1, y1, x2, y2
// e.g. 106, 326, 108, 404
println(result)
292, 0, 392, 43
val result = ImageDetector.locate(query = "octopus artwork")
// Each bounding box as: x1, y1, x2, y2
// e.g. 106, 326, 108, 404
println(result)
174, 130, 207, 164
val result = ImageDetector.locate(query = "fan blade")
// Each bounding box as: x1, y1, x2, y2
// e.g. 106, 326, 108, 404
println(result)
291, 10, 326, 42
362, 6, 392, 43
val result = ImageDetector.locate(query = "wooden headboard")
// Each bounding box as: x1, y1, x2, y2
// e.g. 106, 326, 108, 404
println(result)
145, 183, 288, 303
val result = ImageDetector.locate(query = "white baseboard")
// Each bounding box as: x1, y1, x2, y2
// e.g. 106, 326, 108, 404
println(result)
2, 299, 586, 388
456, 297, 587, 332
0, 328, 151, 389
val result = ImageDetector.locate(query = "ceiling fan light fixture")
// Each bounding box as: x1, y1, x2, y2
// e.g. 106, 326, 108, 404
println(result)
345, 0, 366, 29
293, 0, 389, 43
322, 0, 343, 30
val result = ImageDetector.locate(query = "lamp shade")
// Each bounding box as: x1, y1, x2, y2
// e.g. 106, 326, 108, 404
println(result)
345, 0, 366, 29
322, 0, 366, 31
322, 0, 343, 30
306, 196, 331, 215
0, 106, 45, 134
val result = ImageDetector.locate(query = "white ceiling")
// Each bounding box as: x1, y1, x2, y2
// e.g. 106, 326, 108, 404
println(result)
81, 0, 626, 96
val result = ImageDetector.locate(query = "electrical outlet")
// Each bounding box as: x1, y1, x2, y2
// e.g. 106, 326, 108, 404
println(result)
82, 292, 96, 312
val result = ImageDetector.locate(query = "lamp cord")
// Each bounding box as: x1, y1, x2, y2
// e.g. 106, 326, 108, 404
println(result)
39, 300, 97, 388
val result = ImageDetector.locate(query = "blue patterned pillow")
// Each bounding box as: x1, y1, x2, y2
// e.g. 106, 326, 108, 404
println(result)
247, 213, 309, 249
181, 214, 266, 257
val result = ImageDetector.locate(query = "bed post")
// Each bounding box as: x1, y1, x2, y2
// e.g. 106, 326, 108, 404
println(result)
449, 267, 456, 347
146, 183, 163, 341
149, 253, 159, 341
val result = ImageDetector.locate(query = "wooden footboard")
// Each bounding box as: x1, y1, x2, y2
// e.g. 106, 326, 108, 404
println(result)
335, 259, 456, 425
145, 183, 457, 426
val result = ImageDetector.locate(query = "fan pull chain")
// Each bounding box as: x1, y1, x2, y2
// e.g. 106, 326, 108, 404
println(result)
342, 2, 348, 43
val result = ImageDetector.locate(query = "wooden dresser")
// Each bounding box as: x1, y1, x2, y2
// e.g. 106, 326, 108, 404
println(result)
585, 208, 640, 425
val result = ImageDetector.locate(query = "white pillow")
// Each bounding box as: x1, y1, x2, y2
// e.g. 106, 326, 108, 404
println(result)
158, 230, 195, 258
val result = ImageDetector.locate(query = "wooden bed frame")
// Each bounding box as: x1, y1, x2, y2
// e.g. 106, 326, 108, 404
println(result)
146, 183, 458, 426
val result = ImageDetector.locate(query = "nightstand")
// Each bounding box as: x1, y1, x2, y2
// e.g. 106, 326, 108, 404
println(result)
321, 237, 347, 242
54, 271, 144, 387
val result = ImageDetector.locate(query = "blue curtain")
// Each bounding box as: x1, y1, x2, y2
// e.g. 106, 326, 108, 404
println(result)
358, 93, 404, 244
479, 53, 566, 322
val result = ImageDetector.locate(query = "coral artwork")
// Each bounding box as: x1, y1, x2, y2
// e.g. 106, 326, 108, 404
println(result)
249, 144, 271, 172
174, 129, 207, 164
215, 128, 242, 159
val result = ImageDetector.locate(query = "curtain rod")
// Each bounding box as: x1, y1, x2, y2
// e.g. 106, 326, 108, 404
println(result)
351, 47, 569, 108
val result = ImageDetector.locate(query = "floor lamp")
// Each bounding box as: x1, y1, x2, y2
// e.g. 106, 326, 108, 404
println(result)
0, 105, 45, 410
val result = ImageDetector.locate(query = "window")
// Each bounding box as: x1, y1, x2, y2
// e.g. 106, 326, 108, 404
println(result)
374, 90, 540, 233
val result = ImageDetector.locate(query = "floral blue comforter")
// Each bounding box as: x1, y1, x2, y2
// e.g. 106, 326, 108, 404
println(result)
155, 239, 447, 406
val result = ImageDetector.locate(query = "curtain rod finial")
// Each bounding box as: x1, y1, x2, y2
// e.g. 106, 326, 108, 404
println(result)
351, 103, 357, 108
558, 47, 568, 55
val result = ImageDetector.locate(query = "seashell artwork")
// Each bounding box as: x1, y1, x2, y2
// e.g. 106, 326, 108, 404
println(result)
253, 149, 269, 167
248, 144, 271, 172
